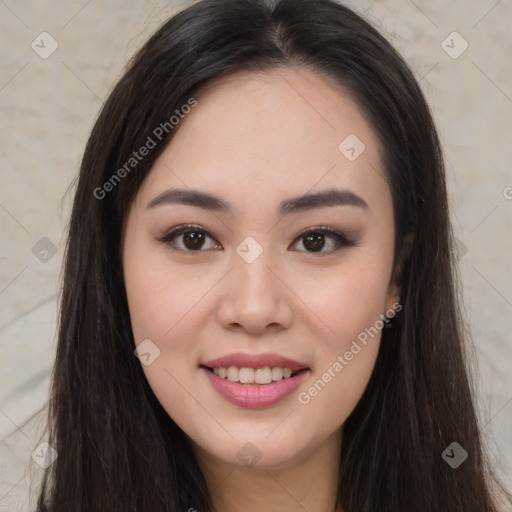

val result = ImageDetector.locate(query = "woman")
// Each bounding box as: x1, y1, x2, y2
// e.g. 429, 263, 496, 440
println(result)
33, 0, 511, 510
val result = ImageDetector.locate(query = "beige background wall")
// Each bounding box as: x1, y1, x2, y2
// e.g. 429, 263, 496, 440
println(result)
0, 0, 511, 509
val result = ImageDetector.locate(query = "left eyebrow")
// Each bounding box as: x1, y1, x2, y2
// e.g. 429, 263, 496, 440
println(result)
145, 187, 369, 215
278, 188, 368, 215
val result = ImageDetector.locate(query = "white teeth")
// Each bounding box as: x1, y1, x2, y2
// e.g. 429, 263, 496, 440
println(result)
255, 367, 272, 384
211, 366, 301, 384
227, 366, 239, 382
239, 367, 254, 383
271, 367, 283, 381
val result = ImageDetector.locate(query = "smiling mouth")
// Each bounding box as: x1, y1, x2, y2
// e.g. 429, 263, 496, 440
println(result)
200, 365, 309, 385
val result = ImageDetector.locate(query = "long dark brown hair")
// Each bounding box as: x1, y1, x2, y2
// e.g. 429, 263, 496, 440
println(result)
32, 0, 510, 510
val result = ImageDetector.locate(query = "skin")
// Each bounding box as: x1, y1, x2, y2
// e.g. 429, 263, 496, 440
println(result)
122, 66, 400, 512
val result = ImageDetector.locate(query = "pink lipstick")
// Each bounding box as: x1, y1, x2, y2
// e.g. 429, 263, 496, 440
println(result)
200, 352, 310, 408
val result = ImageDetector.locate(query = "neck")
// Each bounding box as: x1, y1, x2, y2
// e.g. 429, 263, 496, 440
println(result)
192, 429, 343, 512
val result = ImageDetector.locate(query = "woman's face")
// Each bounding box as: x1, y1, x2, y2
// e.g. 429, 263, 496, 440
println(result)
122, 67, 399, 470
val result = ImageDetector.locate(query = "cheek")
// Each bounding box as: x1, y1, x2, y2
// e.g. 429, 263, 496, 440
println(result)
123, 250, 207, 426
124, 261, 212, 412
292, 259, 391, 422
295, 259, 392, 344
124, 242, 213, 343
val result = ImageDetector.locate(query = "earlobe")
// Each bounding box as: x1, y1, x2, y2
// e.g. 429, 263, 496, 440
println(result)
385, 281, 401, 313
382, 281, 402, 330
385, 230, 414, 312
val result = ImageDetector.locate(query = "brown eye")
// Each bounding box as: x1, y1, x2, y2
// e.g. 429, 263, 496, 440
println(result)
181, 230, 207, 250
291, 227, 354, 254
302, 232, 327, 252
158, 225, 221, 252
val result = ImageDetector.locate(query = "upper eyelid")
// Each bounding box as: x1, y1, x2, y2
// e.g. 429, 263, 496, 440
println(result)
295, 225, 345, 238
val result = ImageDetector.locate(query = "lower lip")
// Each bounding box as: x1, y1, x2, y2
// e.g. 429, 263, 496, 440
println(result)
201, 366, 310, 408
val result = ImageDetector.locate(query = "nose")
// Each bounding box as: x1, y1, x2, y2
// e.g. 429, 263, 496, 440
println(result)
215, 248, 293, 335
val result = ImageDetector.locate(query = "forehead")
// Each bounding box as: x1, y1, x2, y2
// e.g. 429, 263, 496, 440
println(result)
136, 66, 388, 216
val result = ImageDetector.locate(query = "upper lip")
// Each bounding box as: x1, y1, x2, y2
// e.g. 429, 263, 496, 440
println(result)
202, 352, 309, 371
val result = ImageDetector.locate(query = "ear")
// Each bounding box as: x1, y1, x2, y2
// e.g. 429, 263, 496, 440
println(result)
385, 279, 401, 312
385, 230, 414, 312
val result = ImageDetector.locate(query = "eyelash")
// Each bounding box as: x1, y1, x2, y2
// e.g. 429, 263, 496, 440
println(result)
156, 223, 356, 255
